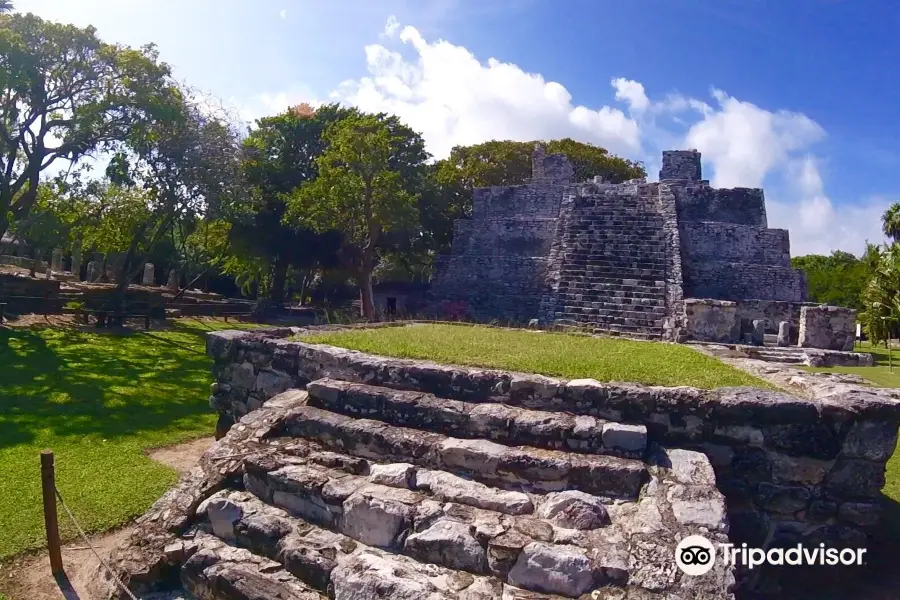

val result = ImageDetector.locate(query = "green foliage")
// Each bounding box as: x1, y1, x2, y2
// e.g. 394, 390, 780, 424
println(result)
0, 12, 175, 239
791, 250, 871, 310
287, 111, 428, 318
297, 324, 769, 389
234, 103, 351, 302
860, 244, 900, 344
64, 301, 85, 311
883, 203, 900, 243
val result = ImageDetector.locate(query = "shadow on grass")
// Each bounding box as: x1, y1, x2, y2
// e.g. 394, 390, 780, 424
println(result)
0, 322, 218, 449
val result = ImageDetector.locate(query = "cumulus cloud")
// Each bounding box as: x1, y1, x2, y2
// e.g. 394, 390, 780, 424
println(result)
766, 156, 890, 256
317, 18, 883, 256
332, 22, 641, 159
684, 90, 826, 189
279, 9, 287, 19
612, 78, 650, 114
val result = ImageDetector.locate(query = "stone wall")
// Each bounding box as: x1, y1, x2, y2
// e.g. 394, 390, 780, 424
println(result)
680, 222, 791, 266
207, 327, 900, 552
0, 254, 47, 272
682, 298, 739, 342
656, 183, 686, 341
800, 305, 857, 351
674, 184, 768, 227
659, 149, 702, 181
683, 261, 808, 303
450, 218, 557, 257
0, 273, 60, 312
733, 299, 820, 333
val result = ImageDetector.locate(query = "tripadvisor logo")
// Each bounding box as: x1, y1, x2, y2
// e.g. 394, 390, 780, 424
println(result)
673, 534, 868, 576
675, 535, 717, 575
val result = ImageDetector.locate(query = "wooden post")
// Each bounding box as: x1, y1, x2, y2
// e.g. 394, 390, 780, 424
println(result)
40, 450, 64, 575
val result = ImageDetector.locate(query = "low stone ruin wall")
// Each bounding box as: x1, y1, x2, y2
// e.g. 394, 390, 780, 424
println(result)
0, 273, 60, 312
207, 327, 900, 553
800, 305, 856, 352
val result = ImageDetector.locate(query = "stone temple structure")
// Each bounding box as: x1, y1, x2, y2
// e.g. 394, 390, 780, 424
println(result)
430, 147, 809, 341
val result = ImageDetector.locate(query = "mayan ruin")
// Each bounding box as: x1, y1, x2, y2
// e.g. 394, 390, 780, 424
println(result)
431, 146, 819, 345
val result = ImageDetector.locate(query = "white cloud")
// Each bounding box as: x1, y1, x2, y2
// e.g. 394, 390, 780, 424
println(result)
332, 20, 641, 160
232, 86, 320, 123
612, 78, 650, 114
766, 156, 890, 256
684, 89, 826, 189
279, 9, 287, 19
383, 15, 401, 38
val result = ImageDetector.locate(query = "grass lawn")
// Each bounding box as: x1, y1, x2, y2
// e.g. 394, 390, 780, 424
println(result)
0, 318, 259, 561
298, 323, 769, 389
804, 341, 900, 503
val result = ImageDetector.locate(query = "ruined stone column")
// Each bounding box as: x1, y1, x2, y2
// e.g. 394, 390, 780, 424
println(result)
777, 321, 791, 347
142, 263, 155, 286
86, 261, 98, 283
751, 319, 765, 346
50, 248, 63, 274
71, 248, 82, 279
167, 270, 179, 292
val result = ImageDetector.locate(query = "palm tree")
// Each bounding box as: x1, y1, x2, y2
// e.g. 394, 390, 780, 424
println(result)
0, 1, 13, 13
882, 203, 900, 243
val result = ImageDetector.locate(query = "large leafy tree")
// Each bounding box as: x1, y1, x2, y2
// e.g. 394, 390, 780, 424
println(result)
791, 250, 872, 311
236, 103, 349, 304
100, 90, 244, 302
287, 111, 428, 319
0, 13, 174, 241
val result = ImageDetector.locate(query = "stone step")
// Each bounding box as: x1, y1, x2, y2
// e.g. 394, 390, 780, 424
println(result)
560, 257, 668, 268
555, 312, 664, 328
202, 481, 627, 598
181, 533, 326, 599
555, 292, 666, 306
306, 378, 648, 458
551, 321, 663, 340
553, 320, 664, 339
554, 305, 666, 319
562, 268, 667, 280
568, 276, 666, 288
559, 283, 665, 297
275, 405, 649, 499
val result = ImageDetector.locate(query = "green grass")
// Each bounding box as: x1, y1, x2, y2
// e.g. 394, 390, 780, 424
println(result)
0, 318, 260, 561
297, 323, 769, 389
804, 341, 900, 503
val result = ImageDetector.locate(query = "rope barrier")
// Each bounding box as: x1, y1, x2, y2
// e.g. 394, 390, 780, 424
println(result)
53, 485, 139, 600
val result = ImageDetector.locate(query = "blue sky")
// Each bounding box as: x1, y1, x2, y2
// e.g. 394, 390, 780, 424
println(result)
17, 0, 896, 256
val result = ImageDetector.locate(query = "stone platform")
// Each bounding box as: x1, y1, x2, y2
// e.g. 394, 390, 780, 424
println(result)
94, 386, 733, 600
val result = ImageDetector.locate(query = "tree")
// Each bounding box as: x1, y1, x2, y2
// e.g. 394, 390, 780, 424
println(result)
0, 13, 174, 241
236, 103, 350, 304
0, 2, 13, 14
883, 203, 900, 243
287, 112, 428, 319
860, 244, 900, 344
791, 250, 871, 310
100, 90, 244, 305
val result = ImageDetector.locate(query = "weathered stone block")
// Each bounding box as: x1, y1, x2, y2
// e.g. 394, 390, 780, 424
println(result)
799, 305, 856, 352
682, 298, 739, 343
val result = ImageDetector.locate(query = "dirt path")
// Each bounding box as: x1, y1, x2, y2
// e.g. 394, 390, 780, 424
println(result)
0, 437, 214, 600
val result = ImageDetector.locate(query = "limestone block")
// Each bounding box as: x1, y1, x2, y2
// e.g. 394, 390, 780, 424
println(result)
142, 262, 155, 286
404, 518, 487, 572
799, 305, 856, 351
341, 492, 412, 548
682, 298, 739, 343
777, 321, 792, 347
751, 319, 765, 346
507, 542, 596, 597
535, 490, 609, 530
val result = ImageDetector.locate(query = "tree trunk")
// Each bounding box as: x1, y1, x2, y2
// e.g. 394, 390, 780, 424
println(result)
270, 257, 288, 306
358, 267, 376, 321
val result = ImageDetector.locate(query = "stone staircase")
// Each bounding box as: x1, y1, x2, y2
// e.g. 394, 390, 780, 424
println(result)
547, 186, 670, 340
117, 376, 735, 600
